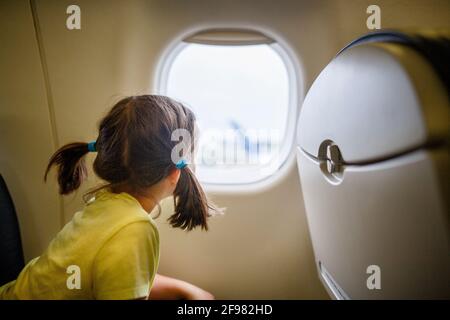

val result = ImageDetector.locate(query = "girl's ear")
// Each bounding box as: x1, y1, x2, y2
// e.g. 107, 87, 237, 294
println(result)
167, 167, 181, 186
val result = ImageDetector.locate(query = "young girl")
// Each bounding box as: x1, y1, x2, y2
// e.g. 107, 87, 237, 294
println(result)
0, 95, 216, 300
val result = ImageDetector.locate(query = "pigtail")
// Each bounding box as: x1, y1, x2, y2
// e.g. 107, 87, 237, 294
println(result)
170, 166, 216, 231
44, 142, 90, 195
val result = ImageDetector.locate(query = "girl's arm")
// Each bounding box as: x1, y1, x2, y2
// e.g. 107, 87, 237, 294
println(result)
148, 274, 214, 300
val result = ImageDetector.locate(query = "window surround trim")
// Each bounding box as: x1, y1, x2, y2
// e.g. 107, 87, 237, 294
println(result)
154, 27, 304, 194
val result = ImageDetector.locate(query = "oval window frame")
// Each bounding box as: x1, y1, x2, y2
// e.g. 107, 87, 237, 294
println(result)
154, 28, 303, 193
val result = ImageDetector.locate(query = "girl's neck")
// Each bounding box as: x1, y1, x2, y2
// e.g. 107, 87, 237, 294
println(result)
133, 193, 158, 213
111, 183, 160, 214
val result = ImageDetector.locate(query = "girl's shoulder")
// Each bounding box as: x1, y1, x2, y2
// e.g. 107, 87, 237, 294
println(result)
72, 188, 155, 246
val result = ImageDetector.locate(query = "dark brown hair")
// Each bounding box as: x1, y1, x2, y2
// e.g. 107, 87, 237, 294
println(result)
44, 95, 216, 230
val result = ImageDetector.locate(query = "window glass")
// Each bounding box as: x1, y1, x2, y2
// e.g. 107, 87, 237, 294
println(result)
165, 43, 291, 184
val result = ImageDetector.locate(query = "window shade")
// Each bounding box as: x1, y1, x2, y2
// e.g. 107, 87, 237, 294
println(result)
183, 29, 274, 46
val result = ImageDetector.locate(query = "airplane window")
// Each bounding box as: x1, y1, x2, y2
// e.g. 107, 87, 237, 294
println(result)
162, 42, 294, 185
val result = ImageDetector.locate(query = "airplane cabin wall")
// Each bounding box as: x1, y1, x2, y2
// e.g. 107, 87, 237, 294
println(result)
0, 0, 448, 299
0, 0, 61, 261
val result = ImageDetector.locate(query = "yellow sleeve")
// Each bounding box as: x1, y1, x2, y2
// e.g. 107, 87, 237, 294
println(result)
92, 221, 159, 300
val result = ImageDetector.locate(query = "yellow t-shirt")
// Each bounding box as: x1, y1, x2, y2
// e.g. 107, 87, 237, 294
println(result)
0, 189, 160, 300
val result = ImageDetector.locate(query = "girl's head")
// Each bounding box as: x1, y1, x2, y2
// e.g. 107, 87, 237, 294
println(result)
45, 95, 215, 230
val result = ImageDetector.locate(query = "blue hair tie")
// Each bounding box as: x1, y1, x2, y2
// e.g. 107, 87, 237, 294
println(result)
175, 159, 187, 169
87, 141, 97, 152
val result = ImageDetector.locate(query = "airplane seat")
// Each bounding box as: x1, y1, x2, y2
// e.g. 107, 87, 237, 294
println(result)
0, 174, 25, 286
296, 31, 449, 299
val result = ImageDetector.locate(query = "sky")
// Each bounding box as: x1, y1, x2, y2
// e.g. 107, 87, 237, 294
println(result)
166, 43, 290, 135
166, 43, 290, 181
